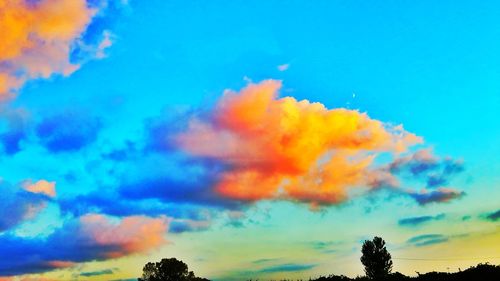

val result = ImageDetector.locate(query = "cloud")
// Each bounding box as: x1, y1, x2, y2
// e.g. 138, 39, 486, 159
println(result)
398, 213, 445, 227
0, 214, 168, 276
175, 80, 423, 207
118, 173, 241, 209
388, 149, 465, 188
277, 64, 290, 71
169, 219, 211, 233
308, 241, 340, 253
407, 234, 448, 247
59, 189, 214, 220
36, 111, 101, 152
252, 258, 281, 265
0, 0, 116, 99
407, 188, 465, 205
0, 180, 55, 232
22, 180, 56, 198
258, 263, 317, 273
485, 209, 500, 222
144, 108, 200, 153
80, 268, 115, 277
0, 108, 28, 155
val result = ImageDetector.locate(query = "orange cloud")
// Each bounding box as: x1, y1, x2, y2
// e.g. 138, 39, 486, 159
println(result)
22, 180, 56, 198
80, 214, 168, 258
176, 80, 423, 207
0, 0, 108, 99
44, 260, 76, 269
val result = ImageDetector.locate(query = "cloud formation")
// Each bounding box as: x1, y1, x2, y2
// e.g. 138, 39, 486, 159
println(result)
407, 234, 448, 247
0, 179, 55, 232
0, 0, 112, 99
176, 80, 423, 207
407, 188, 465, 205
388, 149, 465, 188
36, 111, 101, 152
485, 209, 500, 222
22, 180, 56, 198
80, 268, 115, 277
398, 213, 445, 227
0, 214, 168, 276
259, 263, 317, 273
0, 108, 28, 154
169, 218, 211, 233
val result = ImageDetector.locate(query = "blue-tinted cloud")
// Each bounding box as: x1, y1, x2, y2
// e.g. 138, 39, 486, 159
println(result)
389, 149, 465, 189
0, 109, 28, 155
119, 174, 241, 209
80, 268, 115, 277
485, 209, 500, 222
36, 111, 101, 153
59, 190, 213, 220
390, 149, 440, 176
307, 241, 340, 254
0, 214, 168, 276
169, 219, 211, 233
398, 213, 445, 227
252, 258, 281, 265
259, 263, 317, 273
0, 180, 52, 232
101, 141, 138, 162
144, 109, 202, 153
407, 234, 449, 247
407, 188, 465, 205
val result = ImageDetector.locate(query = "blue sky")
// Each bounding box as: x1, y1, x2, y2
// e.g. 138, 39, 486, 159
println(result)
0, 0, 499, 280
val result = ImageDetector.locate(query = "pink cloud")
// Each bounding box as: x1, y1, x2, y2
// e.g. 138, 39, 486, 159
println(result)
22, 180, 56, 198
79, 214, 169, 258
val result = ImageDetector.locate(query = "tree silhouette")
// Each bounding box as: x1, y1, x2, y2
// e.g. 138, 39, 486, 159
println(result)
138, 257, 209, 281
360, 236, 393, 279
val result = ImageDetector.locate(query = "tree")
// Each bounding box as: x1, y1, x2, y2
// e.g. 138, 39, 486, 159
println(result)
138, 257, 210, 281
360, 236, 393, 279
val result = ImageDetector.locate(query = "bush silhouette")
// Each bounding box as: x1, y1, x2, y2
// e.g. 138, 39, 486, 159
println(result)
360, 236, 393, 279
138, 257, 209, 281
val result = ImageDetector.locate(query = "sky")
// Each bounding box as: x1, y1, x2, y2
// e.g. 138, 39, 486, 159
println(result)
0, 0, 499, 280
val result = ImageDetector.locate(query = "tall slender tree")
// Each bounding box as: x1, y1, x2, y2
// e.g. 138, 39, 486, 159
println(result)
360, 236, 393, 279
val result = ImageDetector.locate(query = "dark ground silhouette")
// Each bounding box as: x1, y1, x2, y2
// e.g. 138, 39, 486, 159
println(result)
311, 263, 500, 281
139, 260, 500, 281
139, 236, 499, 281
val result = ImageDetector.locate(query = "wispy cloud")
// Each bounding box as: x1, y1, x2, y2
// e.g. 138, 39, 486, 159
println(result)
485, 209, 500, 222
406, 188, 465, 205
80, 268, 115, 277
398, 213, 445, 227
277, 63, 290, 71
252, 258, 281, 265
407, 234, 449, 247
258, 263, 317, 273
388, 149, 465, 189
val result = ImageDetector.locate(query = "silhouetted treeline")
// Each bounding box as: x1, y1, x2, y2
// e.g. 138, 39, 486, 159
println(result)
311, 263, 500, 281
139, 237, 499, 281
